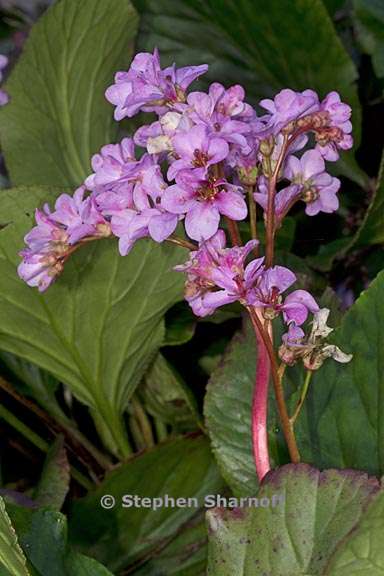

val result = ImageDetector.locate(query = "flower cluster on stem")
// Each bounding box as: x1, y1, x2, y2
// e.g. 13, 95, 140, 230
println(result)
17, 49, 354, 481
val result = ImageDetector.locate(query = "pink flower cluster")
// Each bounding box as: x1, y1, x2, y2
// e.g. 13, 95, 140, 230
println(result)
175, 231, 318, 327
18, 48, 353, 342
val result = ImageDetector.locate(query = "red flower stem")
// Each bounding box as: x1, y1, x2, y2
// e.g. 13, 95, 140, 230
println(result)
251, 309, 271, 480
247, 306, 300, 468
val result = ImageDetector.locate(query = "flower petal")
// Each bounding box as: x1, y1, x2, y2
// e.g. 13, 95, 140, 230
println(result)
185, 203, 220, 240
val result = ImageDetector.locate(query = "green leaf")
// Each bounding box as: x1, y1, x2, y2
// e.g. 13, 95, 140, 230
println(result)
68, 435, 224, 573
0, 0, 139, 187
135, 0, 363, 175
355, 150, 384, 246
141, 353, 201, 429
134, 515, 208, 575
204, 319, 259, 497
0, 497, 30, 576
296, 269, 384, 476
0, 187, 185, 456
34, 436, 70, 511
326, 489, 384, 575
206, 464, 380, 576
354, 0, 384, 79
164, 303, 196, 346
7, 506, 113, 576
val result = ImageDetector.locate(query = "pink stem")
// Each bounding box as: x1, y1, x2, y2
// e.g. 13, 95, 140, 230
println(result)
252, 321, 271, 481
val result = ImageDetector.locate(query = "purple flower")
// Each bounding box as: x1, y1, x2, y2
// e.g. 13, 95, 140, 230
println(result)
175, 230, 259, 316
17, 188, 111, 291
110, 164, 178, 255
105, 49, 208, 120
316, 91, 353, 161
259, 89, 319, 135
18, 252, 63, 292
187, 83, 254, 149
249, 265, 319, 324
162, 173, 247, 241
282, 323, 306, 345
168, 124, 229, 180
18, 209, 69, 292
85, 138, 137, 193
110, 208, 178, 256
285, 149, 341, 215
50, 187, 110, 244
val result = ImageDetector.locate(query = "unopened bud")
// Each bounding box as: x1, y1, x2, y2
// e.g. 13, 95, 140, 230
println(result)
259, 137, 274, 157
237, 165, 258, 186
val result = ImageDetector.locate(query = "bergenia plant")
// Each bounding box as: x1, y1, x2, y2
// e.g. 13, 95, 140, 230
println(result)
18, 48, 354, 481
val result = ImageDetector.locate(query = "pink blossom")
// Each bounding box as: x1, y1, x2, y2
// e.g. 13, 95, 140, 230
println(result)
162, 173, 247, 241
105, 49, 208, 120
168, 124, 229, 180
316, 91, 353, 161
249, 266, 319, 324
175, 230, 259, 316
259, 88, 319, 135
285, 149, 341, 215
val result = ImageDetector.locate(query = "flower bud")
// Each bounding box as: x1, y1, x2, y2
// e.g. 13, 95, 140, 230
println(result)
236, 165, 258, 186
259, 137, 274, 157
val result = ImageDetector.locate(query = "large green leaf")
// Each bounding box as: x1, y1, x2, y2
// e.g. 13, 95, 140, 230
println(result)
135, 0, 362, 161
7, 505, 113, 576
326, 489, 384, 574
0, 187, 185, 456
68, 435, 224, 573
0, 0, 139, 187
0, 497, 30, 576
296, 269, 384, 475
354, 0, 384, 79
355, 150, 384, 246
206, 464, 380, 576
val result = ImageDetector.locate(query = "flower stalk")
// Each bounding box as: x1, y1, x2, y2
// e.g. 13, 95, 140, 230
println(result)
17, 49, 354, 478
251, 310, 271, 480
247, 306, 300, 470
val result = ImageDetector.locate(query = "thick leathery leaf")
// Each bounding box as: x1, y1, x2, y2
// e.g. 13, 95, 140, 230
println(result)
207, 464, 380, 576
0, 0, 139, 187
0, 186, 185, 456
69, 435, 224, 573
